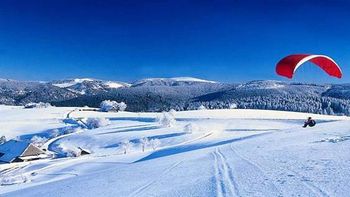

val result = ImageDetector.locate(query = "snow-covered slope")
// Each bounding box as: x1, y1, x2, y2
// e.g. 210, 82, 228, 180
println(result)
1, 106, 350, 196
0, 80, 78, 105
104, 81, 126, 89
51, 78, 95, 88
132, 77, 216, 87
0, 105, 76, 139
51, 78, 129, 95
3, 78, 350, 116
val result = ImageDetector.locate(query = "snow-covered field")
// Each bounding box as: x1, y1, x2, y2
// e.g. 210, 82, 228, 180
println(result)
1, 105, 350, 196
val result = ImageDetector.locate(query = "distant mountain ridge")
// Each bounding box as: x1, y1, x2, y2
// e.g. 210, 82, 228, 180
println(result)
49, 78, 130, 95
0, 77, 218, 105
131, 77, 216, 87
1, 77, 350, 115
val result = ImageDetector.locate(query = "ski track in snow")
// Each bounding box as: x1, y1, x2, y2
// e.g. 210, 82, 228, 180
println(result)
212, 148, 240, 197
129, 161, 183, 197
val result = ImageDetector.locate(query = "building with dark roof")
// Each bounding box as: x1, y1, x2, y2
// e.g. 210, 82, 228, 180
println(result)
0, 140, 48, 163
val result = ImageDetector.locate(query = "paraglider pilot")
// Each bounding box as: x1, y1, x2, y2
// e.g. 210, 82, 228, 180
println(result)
303, 117, 316, 128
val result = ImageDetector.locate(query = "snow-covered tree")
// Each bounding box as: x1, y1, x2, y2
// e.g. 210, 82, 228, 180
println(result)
100, 100, 127, 112
100, 100, 117, 112
184, 123, 200, 134
150, 139, 161, 150
184, 94, 350, 116
197, 105, 206, 110
157, 112, 176, 127
57, 143, 82, 157
120, 140, 133, 154
65, 147, 82, 157
140, 137, 149, 152
229, 103, 238, 109
85, 117, 110, 129
118, 102, 127, 111
169, 109, 176, 115
24, 102, 51, 109
0, 136, 6, 144
30, 136, 48, 147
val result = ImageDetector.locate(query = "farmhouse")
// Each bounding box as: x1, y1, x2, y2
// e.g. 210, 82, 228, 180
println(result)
0, 140, 48, 163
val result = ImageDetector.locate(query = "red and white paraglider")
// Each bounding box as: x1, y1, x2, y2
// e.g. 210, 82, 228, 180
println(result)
276, 54, 343, 79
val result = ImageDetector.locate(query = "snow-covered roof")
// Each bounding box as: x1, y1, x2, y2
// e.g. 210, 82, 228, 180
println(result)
0, 140, 44, 163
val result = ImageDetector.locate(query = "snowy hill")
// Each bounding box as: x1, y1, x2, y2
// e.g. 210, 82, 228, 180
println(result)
55, 82, 231, 111
322, 83, 350, 99
0, 106, 350, 196
0, 78, 130, 105
0, 79, 78, 105
56, 80, 350, 115
132, 77, 216, 87
2, 77, 350, 115
51, 78, 95, 88
51, 78, 130, 95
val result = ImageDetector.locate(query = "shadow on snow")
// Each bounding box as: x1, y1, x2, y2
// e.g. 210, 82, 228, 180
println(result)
97, 125, 161, 135
104, 132, 187, 148
136, 131, 274, 163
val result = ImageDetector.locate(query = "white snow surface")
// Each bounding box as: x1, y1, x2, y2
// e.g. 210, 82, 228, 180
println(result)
52, 78, 94, 88
1, 106, 350, 196
136, 77, 216, 84
104, 81, 126, 88
52, 78, 128, 89
170, 77, 216, 83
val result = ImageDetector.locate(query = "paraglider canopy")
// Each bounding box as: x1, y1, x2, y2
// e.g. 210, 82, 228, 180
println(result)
276, 54, 342, 79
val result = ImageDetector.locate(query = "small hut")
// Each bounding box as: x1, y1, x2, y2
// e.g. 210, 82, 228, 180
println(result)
0, 140, 48, 163
78, 147, 91, 156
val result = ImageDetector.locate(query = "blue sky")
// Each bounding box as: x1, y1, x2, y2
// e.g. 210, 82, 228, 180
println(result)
0, 0, 349, 83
